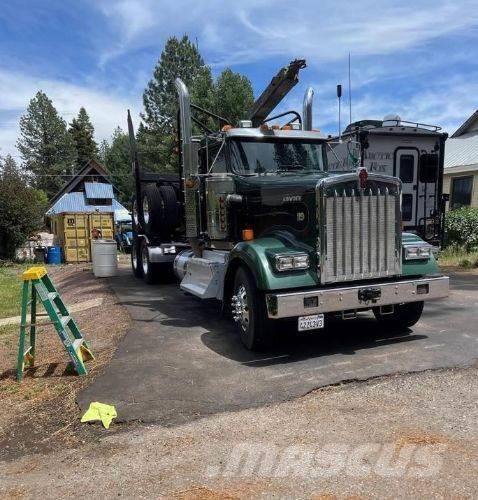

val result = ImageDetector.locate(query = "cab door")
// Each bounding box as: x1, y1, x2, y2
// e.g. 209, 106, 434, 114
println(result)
395, 148, 419, 229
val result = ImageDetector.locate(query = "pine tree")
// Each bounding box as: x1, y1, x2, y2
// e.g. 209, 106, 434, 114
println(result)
98, 139, 110, 164
0, 155, 47, 259
69, 107, 98, 168
142, 35, 213, 133
136, 122, 177, 173
16, 91, 76, 199
104, 127, 132, 205
212, 69, 254, 126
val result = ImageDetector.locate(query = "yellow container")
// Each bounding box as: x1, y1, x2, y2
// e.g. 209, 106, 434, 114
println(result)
89, 213, 114, 241
51, 212, 115, 263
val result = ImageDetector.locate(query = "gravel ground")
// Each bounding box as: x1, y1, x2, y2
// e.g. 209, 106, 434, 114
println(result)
1, 365, 477, 499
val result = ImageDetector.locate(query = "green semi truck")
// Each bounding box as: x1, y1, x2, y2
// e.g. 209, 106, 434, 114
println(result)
129, 60, 449, 350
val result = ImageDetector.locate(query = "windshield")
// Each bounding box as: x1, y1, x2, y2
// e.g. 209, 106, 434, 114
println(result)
230, 139, 325, 175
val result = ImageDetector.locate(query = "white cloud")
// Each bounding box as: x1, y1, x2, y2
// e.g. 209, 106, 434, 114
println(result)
93, 0, 478, 67
0, 69, 141, 159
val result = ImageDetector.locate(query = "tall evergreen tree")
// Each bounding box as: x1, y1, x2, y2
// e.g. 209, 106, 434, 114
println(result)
212, 69, 254, 126
69, 107, 98, 168
16, 91, 76, 199
136, 122, 177, 173
104, 127, 132, 205
0, 155, 47, 259
142, 35, 213, 133
98, 139, 110, 164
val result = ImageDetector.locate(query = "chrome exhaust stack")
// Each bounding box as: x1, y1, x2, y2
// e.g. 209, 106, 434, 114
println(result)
175, 78, 193, 177
302, 87, 314, 131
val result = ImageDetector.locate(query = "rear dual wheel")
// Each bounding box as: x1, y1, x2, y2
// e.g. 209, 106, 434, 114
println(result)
131, 239, 142, 278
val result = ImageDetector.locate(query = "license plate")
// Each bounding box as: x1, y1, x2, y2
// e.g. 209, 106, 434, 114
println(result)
298, 314, 324, 331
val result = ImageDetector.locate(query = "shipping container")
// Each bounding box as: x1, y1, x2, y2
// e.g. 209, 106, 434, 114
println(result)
89, 213, 114, 240
50, 212, 115, 263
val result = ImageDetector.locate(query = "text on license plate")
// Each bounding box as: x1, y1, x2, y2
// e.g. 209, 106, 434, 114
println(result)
298, 314, 324, 331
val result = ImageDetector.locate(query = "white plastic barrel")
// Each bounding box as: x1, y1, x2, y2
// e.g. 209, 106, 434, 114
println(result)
91, 239, 118, 277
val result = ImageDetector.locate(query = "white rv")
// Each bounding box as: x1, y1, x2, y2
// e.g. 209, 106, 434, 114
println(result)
327, 116, 448, 246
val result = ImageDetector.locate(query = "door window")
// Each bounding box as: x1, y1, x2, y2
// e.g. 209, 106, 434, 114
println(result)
399, 155, 415, 183
451, 176, 473, 209
419, 153, 439, 183
402, 194, 413, 221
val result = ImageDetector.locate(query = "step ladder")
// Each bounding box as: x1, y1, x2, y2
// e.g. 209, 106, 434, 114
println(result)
17, 266, 94, 382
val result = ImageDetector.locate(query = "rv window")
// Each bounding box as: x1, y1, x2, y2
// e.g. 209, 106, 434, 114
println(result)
399, 155, 415, 183
402, 194, 413, 221
420, 153, 439, 183
451, 176, 473, 209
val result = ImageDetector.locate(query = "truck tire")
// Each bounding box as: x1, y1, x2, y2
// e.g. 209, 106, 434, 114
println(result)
142, 185, 163, 235
132, 196, 139, 229
231, 267, 271, 350
158, 185, 179, 230
140, 239, 158, 284
373, 301, 424, 329
142, 184, 178, 237
131, 239, 142, 278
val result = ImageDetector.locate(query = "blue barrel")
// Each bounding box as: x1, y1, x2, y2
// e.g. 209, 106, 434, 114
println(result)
46, 246, 62, 265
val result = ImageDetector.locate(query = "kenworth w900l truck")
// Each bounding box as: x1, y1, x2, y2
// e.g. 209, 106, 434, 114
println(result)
129, 60, 449, 350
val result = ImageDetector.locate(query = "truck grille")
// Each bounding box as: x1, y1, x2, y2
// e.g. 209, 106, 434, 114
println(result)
318, 177, 401, 284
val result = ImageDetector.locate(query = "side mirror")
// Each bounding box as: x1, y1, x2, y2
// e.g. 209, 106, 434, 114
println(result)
419, 153, 439, 183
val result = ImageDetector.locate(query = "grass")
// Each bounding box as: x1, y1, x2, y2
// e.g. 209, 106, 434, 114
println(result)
0, 264, 29, 319
438, 247, 478, 268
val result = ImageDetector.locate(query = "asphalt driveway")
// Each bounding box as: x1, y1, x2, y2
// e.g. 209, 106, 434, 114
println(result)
78, 268, 478, 424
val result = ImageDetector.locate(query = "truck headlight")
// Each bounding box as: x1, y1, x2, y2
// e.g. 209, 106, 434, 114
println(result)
275, 253, 310, 271
404, 245, 431, 260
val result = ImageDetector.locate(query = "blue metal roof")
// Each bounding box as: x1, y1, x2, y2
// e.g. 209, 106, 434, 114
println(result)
84, 182, 114, 199
46, 192, 127, 216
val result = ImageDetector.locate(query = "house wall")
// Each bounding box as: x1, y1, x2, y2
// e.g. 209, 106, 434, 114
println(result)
443, 171, 478, 209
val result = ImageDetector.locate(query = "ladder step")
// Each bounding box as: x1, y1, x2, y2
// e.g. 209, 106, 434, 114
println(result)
23, 345, 32, 357
72, 339, 84, 351
48, 292, 59, 301
60, 315, 72, 327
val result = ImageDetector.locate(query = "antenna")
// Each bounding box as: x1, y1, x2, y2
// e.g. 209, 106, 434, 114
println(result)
348, 52, 352, 124
337, 84, 342, 141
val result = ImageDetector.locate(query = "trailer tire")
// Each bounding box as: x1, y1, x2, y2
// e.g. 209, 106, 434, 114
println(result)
373, 301, 424, 329
232, 266, 271, 350
131, 239, 142, 278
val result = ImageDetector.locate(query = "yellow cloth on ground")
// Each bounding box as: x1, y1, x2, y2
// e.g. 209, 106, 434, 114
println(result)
81, 402, 117, 429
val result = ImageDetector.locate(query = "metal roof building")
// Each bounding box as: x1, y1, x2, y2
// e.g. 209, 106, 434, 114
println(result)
84, 182, 114, 199
46, 191, 127, 217
444, 111, 478, 209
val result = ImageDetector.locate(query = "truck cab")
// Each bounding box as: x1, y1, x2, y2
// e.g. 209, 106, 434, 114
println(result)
129, 62, 449, 351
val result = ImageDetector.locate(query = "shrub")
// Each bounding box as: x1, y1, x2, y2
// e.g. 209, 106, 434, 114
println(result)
444, 207, 478, 251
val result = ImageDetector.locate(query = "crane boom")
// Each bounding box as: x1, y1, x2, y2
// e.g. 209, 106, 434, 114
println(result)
248, 59, 306, 126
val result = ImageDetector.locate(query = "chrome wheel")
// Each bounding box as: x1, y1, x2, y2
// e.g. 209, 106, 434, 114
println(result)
142, 198, 150, 225
132, 244, 138, 270
132, 198, 139, 226
142, 245, 149, 275
232, 284, 249, 332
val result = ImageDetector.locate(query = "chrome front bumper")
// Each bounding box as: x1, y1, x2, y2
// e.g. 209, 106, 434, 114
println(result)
265, 276, 449, 319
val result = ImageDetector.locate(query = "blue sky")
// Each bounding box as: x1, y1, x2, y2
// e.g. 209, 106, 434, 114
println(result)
1, 0, 478, 160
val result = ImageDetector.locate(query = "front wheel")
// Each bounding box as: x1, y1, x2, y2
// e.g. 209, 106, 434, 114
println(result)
231, 267, 271, 350
373, 301, 424, 329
